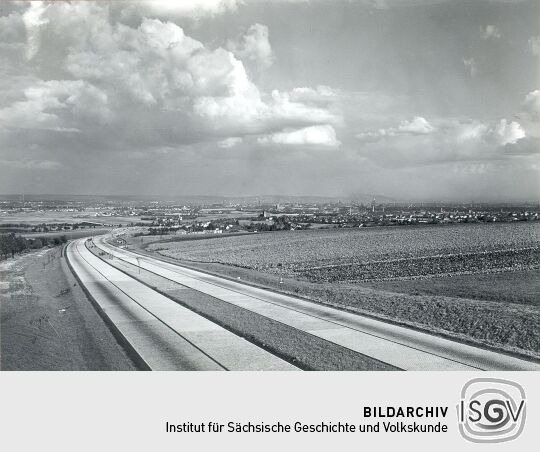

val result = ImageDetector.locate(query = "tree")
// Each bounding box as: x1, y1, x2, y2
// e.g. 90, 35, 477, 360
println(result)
31, 238, 43, 249
0, 233, 27, 259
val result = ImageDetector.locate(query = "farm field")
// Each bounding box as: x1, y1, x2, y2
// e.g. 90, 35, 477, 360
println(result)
0, 211, 150, 226
147, 222, 540, 281
143, 222, 540, 359
362, 269, 540, 307
20, 228, 111, 241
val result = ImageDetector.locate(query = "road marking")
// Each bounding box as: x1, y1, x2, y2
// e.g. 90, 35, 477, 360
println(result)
94, 236, 538, 371
67, 239, 298, 371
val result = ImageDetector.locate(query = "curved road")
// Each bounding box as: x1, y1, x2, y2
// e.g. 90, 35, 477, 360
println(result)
68, 235, 540, 371
66, 238, 297, 371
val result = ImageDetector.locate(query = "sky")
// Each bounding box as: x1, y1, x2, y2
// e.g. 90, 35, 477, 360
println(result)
0, 0, 539, 201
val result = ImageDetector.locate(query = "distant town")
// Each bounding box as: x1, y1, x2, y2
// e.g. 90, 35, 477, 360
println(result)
1, 195, 539, 237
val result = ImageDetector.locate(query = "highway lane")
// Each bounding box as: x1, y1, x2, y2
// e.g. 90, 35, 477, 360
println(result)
66, 239, 298, 371
93, 235, 540, 371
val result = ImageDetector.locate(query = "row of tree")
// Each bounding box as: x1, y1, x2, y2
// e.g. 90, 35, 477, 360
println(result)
247, 216, 292, 232
0, 233, 67, 260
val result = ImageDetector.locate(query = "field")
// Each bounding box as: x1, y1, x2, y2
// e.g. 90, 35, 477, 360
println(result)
362, 269, 540, 307
0, 211, 150, 226
19, 228, 111, 240
147, 223, 540, 281
144, 222, 540, 359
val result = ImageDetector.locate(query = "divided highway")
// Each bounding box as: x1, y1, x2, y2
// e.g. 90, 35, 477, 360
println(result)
66, 239, 297, 371
67, 235, 540, 371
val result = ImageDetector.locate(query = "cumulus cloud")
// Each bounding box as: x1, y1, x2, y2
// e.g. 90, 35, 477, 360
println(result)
227, 23, 274, 70
1, 2, 336, 153
267, 89, 340, 124
218, 137, 243, 148
356, 116, 434, 141
454, 121, 488, 143
289, 86, 338, 104
482, 25, 501, 40
194, 86, 340, 133
528, 36, 540, 56
522, 90, 540, 120
354, 114, 529, 170
131, 0, 241, 19
397, 116, 435, 135
454, 118, 526, 146
492, 119, 525, 145
0, 80, 109, 131
22, 1, 49, 59
258, 124, 341, 147
2, 0, 536, 200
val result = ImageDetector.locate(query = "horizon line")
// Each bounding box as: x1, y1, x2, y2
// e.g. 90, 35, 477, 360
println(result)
1, 193, 540, 204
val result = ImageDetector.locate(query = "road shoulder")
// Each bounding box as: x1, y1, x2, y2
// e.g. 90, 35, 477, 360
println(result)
0, 245, 136, 370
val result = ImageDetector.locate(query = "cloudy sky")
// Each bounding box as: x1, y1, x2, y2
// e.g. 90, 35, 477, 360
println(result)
0, 0, 539, 200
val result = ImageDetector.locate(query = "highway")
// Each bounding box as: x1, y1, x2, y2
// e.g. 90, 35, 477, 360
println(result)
67, 235, 540, 371
66, 239, 297, 371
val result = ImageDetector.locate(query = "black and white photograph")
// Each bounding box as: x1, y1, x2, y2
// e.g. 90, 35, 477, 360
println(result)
0, 0, 539, 375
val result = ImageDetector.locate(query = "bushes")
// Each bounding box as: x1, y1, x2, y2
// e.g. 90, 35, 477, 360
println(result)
0, 233, 28, 259
0, 233, 68, 260
29, 238, 43, 249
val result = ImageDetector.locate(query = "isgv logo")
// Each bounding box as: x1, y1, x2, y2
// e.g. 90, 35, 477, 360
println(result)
457, 378, 526, 443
